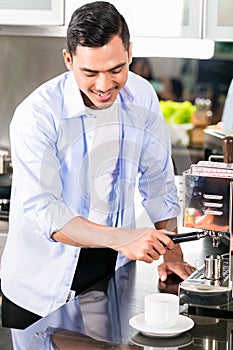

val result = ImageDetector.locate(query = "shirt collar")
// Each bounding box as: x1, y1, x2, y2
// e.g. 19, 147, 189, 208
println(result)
62, 71, 134, 120
119, 82, 134, 104
62, 72, 85, 120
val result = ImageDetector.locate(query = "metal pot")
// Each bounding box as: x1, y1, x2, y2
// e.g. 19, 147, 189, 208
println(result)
0, 149, 10, 174
0, 173, 12, 199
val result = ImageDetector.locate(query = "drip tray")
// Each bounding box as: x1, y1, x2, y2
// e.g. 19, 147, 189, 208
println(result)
179, 261, 232, 310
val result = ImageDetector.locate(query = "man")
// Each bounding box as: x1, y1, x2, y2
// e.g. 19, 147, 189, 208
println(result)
1, 1, 193, 330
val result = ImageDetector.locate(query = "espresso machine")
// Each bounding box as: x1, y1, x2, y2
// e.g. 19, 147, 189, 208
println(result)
177, 136, 233, 315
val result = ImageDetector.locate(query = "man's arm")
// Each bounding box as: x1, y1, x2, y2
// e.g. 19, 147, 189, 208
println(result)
52, 216, 175, 263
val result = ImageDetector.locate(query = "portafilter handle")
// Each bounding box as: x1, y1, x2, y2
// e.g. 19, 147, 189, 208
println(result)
166, 231, 208, 244
222, 136, 233, 164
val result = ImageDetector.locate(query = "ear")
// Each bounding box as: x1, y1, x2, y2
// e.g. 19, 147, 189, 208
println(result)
128, 42, 133, 65
63, 49, 73, 70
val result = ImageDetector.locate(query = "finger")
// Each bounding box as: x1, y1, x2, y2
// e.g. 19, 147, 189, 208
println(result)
157, 264, 168, 281
140, 253, 154, 263
178, 262, 196, 277
163, 263, 182, 276
155, 230, 175, 250
165, 262, 194, 280
147, 248, 161, 261
184, 264, 196, 276
152, 241, 167, 256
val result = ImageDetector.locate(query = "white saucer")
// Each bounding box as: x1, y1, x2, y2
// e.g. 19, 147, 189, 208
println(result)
129, 314, 194, 338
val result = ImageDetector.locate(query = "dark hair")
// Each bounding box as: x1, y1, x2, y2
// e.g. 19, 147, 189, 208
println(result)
67, 1, 130, 56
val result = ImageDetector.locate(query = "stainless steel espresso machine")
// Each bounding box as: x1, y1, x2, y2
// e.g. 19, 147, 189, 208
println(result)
177, 136, 233, 315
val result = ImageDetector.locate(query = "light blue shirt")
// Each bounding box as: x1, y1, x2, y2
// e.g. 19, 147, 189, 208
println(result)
1, 71, 180, 317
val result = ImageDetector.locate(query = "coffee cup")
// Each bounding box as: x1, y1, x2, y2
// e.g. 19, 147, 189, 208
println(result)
144, 293, 179, 329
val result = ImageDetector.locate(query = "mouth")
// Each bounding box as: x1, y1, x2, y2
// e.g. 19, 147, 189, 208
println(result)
94, 91, 112, 97
91, 87, 118, 102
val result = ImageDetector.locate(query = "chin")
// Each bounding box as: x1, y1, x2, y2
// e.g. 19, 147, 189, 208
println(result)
91, 97, 116, 110
83, 89, 118, 109
96, 102, 115, 109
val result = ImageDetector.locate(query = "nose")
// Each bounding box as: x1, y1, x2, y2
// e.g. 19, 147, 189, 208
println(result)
95, 73, 112, 92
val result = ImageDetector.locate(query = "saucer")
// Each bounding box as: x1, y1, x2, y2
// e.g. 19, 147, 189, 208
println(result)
129, 314, 194, 338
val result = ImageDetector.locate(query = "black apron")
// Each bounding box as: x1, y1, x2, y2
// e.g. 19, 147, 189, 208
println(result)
1, 248, 117, 329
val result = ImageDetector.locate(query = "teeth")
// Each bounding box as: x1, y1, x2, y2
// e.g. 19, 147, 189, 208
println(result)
97, 92, 110, 97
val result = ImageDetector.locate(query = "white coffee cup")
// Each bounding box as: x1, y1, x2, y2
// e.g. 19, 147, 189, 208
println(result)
144, 293, 179, 328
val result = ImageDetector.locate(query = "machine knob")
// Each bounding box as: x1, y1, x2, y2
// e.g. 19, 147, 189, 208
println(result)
222, 136, 233, 164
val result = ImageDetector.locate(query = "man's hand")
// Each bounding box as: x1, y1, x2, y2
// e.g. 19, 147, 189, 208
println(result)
158, 260, 196, 282
116, 228, 174, 263
154, 217, 196, 282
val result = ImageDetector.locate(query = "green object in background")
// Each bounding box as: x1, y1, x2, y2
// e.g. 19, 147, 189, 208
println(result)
160, 100, 196, 125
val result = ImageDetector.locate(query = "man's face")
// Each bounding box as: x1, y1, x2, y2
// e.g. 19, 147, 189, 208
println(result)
63, 36, 132, 109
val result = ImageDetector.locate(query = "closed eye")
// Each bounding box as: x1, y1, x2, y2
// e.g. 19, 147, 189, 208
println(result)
80, 62, 126, 76
111, 67, 123, 74
85, 72, 97, 77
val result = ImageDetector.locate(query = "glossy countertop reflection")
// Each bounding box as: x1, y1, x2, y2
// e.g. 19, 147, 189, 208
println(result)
3, 257, 233, 350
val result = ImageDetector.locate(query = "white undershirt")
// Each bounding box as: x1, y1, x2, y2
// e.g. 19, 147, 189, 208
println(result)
84, 103, 120, 225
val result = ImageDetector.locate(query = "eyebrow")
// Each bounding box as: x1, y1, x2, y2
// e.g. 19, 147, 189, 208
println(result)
80, 62, 127, 74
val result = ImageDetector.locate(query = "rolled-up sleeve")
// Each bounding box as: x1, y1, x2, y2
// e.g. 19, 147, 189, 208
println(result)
10, 102, 78, 241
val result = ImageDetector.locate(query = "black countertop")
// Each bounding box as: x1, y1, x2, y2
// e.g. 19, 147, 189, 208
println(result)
1, 251, 233, 350
1, 226, 233, 349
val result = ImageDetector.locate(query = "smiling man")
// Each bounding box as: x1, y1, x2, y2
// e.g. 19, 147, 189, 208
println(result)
63, 35, 130, 109
1, 1, 194, 333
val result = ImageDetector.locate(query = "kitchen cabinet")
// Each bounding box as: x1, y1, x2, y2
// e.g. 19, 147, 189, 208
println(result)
0, 0, 232, 42
66, 0, 203, 39
0, 0, 214, 58
0, 0, 64, 25
0, 0, 202, 38
205, 0, 233, 41
117, 0, 203, 39
65, 0, 214, 59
